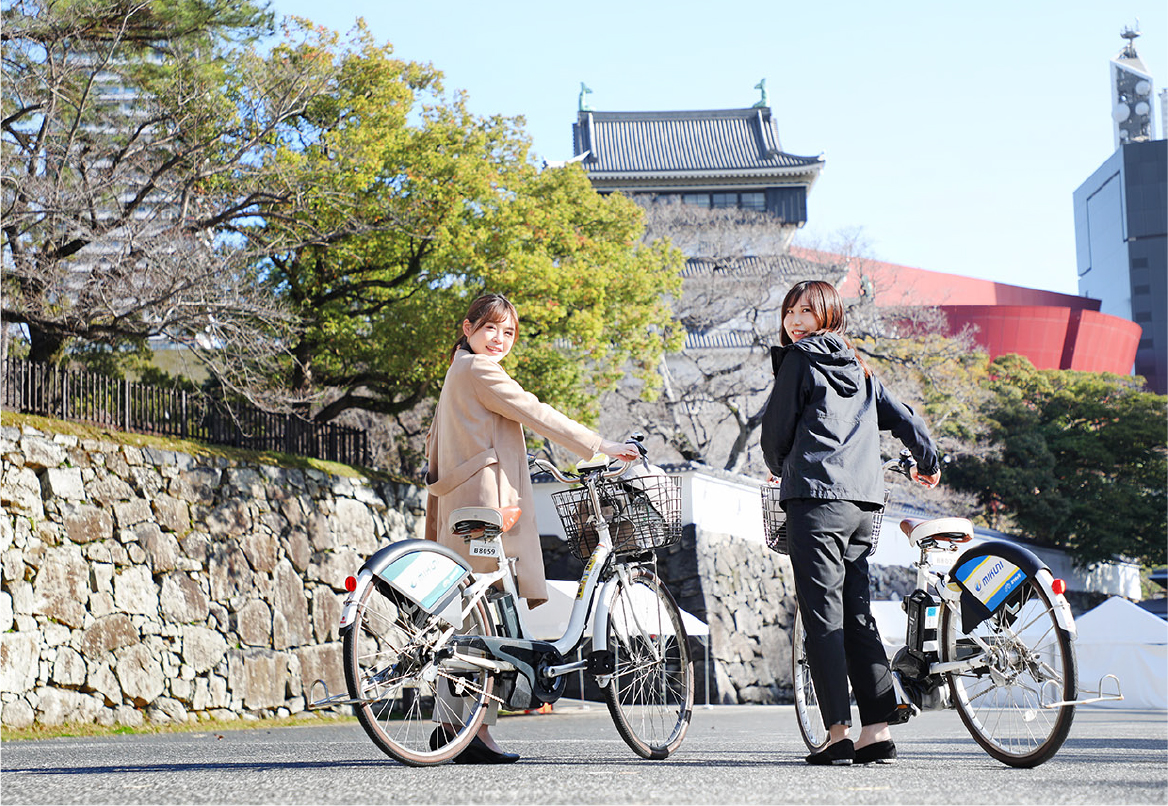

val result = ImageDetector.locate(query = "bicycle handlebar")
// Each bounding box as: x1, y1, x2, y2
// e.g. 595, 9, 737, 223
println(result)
528, 433, 646, 484
530, 455, 634, 483
884, 449, 916, 478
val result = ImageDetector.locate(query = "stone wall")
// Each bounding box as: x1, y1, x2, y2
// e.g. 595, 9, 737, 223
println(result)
0, 425, 424, 728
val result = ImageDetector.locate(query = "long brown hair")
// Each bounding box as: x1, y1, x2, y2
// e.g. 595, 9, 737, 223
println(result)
449, 293, 519, 360
780, 280, 871, 376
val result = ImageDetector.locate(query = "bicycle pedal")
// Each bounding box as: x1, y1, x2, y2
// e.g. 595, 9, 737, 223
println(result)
887, 702, 917, 725
586, 649, 615, 676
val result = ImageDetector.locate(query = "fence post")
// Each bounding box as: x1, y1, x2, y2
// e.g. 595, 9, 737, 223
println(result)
181, 392, 188, 439
123, 379, 131, 431
61, 366, 69, 421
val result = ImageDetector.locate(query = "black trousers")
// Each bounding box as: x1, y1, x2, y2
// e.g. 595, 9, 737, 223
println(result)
786, 498, 897, 729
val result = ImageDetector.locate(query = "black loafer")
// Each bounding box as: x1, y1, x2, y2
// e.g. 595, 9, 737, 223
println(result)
455, 735, 520, 764
855, 739, 897, 764
806, 739, 854, 766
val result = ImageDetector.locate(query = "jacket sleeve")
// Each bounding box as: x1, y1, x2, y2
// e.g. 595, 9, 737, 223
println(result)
469, 356, 603, 459
760, 348, 806, 476
873, 375, 940, 475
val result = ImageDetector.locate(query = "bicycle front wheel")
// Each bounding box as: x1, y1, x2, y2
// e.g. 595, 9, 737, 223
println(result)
343, 578, 496, 766
791, 607, 831, 752
602, 568, 694, 759
941, 577, 1076, 767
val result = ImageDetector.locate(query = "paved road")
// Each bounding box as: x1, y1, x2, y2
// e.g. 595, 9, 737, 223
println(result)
2, 705, 1164, 804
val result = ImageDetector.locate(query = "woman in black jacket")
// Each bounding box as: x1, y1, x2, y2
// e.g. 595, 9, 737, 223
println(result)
761, 280, 941, 766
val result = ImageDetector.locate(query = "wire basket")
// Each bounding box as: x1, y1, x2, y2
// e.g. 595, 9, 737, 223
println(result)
552, 475, 681, 562
761, 483, 890, 555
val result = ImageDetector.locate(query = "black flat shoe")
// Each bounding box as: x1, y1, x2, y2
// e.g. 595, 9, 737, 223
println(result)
429, 728, 520, 764
855, 739, 897, 764
455, 735, 520, 765
806, 738, 854, 766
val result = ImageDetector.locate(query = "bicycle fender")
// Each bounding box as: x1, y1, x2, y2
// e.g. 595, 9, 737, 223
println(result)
949, 540, 1073, 635
338, 539, 472, 632
589, 574, 624, 656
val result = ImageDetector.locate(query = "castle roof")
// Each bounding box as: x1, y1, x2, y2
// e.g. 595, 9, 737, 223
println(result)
573, 108, 823, 181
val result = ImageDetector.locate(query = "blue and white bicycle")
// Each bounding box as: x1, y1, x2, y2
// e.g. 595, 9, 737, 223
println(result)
763, 451, 1121, 768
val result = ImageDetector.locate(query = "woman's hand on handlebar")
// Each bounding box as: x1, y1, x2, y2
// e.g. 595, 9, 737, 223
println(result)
600, 439, 641, 462
911, 467, 941, 488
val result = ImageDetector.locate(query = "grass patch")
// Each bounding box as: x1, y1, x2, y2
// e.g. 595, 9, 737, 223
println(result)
0, 411, 412, 485
0, 712, 357, 742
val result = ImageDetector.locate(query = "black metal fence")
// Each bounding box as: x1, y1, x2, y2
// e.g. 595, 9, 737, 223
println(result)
1, 357, 369, 467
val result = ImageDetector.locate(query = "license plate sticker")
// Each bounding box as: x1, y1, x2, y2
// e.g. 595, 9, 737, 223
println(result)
379, 552, 468, 611
469, 539, 498, 558
955, 555, 1026, 612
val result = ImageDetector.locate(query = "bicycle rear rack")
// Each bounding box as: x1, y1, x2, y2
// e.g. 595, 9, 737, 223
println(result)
1041, 674, 1124, 708
306, 679, 367, 709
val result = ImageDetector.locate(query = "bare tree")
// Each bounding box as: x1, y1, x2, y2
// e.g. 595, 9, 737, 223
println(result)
0, 0, 326, 405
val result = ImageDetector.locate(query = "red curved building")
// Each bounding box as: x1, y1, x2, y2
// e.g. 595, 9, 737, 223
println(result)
804, 248, 1142, 376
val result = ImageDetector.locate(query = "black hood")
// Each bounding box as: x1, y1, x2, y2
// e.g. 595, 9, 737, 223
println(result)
782, 333, 863, 397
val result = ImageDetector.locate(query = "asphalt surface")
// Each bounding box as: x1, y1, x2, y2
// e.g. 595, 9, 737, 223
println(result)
1, 705, 1164, 805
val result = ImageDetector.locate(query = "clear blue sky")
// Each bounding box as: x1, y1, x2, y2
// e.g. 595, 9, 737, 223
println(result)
267, 0, 1165, 296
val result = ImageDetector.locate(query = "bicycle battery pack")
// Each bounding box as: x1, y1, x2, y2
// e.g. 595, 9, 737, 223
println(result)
905, 589, 940, 658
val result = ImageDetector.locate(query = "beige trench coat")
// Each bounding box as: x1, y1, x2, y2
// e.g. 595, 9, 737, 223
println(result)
424, 350, 602, 604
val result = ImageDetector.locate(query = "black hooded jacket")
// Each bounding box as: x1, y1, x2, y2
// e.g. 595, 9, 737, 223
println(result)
760, 332, 939, 507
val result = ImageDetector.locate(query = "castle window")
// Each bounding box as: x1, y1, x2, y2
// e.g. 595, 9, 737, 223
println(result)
740, 192, 765, 211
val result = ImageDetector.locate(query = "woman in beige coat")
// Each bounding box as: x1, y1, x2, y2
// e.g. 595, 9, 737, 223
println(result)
424, 293, 637, 762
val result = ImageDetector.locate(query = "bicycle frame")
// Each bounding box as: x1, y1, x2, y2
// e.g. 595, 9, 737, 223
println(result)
444, 468, 661, 683
333, 458, 657, 690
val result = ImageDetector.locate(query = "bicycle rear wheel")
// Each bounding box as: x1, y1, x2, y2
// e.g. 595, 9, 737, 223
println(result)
602, 567, 694, 759
941, 578, 1076, 767
343, 578, 495, 766
791, 607, 830, 752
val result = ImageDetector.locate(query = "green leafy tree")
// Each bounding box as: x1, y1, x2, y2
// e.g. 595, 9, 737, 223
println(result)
947, 354, 1167, 568
252, 21, 683, 430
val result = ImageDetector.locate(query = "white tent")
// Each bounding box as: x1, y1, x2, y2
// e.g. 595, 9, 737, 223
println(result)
1074, 597, 1167, 710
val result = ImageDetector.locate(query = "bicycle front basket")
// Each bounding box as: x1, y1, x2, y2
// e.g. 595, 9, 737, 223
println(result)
760, 483, 890, 556
552, 475, 681, 562
760, 483, 788, 554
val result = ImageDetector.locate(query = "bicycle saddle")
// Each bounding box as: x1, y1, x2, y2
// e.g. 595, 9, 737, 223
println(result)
450, 506, 522, 536
899, 516, 974, 547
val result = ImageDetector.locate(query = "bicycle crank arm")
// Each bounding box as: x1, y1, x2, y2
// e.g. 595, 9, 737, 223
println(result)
441, 652, 517, 675
542, 659, 587, 678
929, 657, 986, 676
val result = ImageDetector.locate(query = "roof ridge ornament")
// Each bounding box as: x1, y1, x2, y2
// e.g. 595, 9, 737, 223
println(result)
579, 82, 593, 112
752, 78, 769, 109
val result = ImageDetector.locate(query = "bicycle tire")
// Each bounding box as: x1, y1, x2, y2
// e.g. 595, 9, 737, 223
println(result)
791, 607, 831, 752
343, 576, 496, 766
941, 577, 1077, 767
602, 567, 694, 759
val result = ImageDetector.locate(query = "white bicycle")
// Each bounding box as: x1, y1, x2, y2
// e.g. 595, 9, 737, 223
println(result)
763, 451, 1121, 768
312, 437, 694, 765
